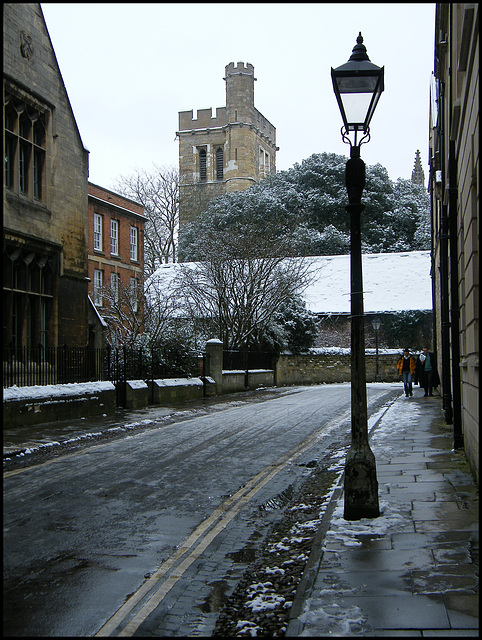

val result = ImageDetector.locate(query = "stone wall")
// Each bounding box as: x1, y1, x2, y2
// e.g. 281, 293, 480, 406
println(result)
221, 370, 275, 393
3, 349, 405, 429
149, 378, 205, 405
276, 352, 401, 386
3, 382, 116, 428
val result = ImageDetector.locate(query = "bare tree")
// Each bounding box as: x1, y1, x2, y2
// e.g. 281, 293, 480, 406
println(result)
143, 275, 185, 347
98, 274, 185, 348
172, 224, 319, 349
98, 278, 145, 347
114, 164, 179, 274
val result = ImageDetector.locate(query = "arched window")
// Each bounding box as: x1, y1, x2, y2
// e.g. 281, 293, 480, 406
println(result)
216, 147, 223, 181
199, 148, 207, 181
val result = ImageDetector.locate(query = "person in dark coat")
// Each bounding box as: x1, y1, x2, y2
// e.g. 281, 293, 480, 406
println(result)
415, 347, 440, 396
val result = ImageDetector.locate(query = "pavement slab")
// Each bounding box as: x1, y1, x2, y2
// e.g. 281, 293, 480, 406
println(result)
286, 393, 479, 637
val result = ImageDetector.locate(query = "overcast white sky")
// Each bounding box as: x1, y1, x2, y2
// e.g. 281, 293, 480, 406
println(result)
41, 3, 436, 190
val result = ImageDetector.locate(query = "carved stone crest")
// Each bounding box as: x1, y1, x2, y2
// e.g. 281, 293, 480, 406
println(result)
20, 31, 33, 60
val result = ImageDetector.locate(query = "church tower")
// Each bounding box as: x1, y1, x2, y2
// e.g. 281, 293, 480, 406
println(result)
177, 62, 278, 227
411, 149, 425, 187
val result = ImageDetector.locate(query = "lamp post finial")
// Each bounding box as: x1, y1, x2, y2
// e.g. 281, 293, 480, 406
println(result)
349, 32, 370, 62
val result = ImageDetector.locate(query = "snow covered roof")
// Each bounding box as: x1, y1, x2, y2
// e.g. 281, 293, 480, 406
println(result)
303, 251, 432, 314
148, 251, 433, 315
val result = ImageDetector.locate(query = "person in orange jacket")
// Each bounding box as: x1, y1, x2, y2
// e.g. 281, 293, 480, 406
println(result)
397, 349, 417, 397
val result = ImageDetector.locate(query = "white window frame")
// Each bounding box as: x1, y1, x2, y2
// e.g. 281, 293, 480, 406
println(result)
94, 213, 103, 251
110, 219, 119, 255
110, 272, 120, 303
130, 226, 138, 261
130, 277, 138, 312
93, 269, 103, 306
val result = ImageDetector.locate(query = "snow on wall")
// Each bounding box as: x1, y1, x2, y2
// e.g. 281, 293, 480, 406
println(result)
3, 381, 115, 402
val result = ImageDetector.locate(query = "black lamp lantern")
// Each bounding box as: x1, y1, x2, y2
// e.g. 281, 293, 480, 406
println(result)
331, 33, 384, 521
331, 32, 384, 146
371, 317, 381, 332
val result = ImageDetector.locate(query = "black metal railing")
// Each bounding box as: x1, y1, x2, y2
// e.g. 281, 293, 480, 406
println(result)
105, 345, 204, 385
2, 345, 106, 388
3, 345, 205, 389
222, 349, 275, 371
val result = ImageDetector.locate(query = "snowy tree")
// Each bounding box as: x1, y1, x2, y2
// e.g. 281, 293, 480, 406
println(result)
260, 296, 319, 353
179, 152, 431, 260
114, 164, 179, 274
392, 178, 431, 250
175, 218, 319, 350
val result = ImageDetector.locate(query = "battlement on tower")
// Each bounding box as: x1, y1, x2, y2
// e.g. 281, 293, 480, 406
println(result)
178, 106, 227, 131
177, 62, 276, 227
224, 61, 255, 78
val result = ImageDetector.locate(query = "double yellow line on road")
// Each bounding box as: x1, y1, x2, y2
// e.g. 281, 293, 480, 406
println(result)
95, 408, 351, 637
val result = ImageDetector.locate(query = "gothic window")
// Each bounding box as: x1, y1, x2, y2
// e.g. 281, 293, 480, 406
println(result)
4, 88, 48, 202
216, 147, 224, 181
19, 141, 30, 194
199, 148, 207, 181
40, 299, 48, 350
3, 245, 55, 352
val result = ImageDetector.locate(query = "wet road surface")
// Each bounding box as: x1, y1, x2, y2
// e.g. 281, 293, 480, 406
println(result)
3, 383, 400, 636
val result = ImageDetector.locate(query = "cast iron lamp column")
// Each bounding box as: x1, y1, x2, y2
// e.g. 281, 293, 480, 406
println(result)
331, 33, 384, 520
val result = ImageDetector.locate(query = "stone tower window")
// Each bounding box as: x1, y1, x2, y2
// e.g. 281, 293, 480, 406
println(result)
199, 148, 207, 181
216, 147, 224, 181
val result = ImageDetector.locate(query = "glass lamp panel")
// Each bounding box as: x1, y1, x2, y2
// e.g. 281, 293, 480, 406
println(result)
339, 92, 373, 127
336, 75, 379, 94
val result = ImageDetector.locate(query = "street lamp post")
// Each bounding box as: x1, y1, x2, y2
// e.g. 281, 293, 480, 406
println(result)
331, 33, 384, 520
371, 316, 381, 381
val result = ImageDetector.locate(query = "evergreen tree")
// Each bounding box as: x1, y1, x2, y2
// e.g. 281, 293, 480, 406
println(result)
178, 153, 431, 261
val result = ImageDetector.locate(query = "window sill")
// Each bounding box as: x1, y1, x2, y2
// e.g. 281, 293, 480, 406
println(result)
6, 190, 52, 216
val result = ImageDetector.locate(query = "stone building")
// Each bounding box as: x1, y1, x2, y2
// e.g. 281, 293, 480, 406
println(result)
429, 3, 478, 480
411, 149, 425, 186
177, 62, 278, 226
87, 183, 146, 345
3, 3, 90, 353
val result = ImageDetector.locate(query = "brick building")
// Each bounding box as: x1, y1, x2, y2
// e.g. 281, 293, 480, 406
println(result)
3, 3, 90, 353
177, 62, 278, 226
87, 183, 146, 345
429, 3, 479, 480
